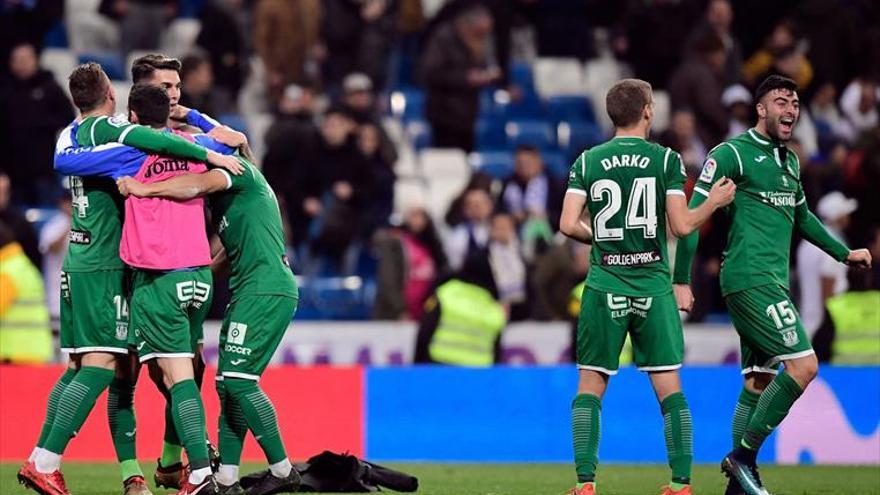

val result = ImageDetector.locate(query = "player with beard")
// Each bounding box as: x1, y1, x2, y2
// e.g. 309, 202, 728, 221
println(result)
672, 75, 872, 495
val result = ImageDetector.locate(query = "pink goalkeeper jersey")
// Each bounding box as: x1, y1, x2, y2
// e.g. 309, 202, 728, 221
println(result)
119, 129, 211, 270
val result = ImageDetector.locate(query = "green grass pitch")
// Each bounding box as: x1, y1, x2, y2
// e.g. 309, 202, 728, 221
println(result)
3, 462, 879, 494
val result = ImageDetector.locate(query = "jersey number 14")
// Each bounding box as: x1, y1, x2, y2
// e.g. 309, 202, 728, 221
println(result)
590, 177, 657, 241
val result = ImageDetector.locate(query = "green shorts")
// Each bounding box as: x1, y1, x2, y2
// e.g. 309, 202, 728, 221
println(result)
129, 267, 213, 363
217, 295, 297, 381
59, 270, 130, 355
726, 284, 814, 375
576, 288, 683, 375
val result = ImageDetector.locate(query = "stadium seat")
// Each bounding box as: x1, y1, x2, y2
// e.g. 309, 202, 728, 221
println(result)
475, 117, 506, 150
43, 22, 69, 48
541, 150, 569, 178
468, 151, 514, 180
217, 113, 249, 135
79, 52, 125, 80
66, 10, 119, 53
419, 148, 469, 178
390, 88, 425, 121
404, 119, 432, 151
506, 120, 555, 150
244, 112, 273, 160
178, 0, 206, 18
546, 95, 597, 125
509, 60, 535, 95
394, 177, 428, 213
652, 89, 671, 133
296, 276, 376, 320
583, 56, 633, 132
40, 48, 78, 89
160, 18, 202, 58
533, 57, 584, 98
558, 120, 605, 159
111, 82, 131, 111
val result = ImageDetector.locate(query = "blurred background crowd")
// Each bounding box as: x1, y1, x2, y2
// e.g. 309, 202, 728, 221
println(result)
0, 0, 878, 347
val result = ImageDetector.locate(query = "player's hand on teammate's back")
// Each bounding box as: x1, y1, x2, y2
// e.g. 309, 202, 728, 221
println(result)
116, 176, 146, 198
845, 248, 872, 269
207, 150, 244, 175
707, 177, 737, 208
208, 126, 248, 148
673, 284, 695, 312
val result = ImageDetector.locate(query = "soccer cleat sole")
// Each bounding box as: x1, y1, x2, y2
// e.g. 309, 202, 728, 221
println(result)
18, 473, 58, 495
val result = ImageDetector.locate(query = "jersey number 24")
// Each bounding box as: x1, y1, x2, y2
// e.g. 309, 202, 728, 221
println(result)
590, 177, 657, 241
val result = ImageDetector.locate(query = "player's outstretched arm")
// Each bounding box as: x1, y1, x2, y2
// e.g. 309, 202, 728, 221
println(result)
794, 199, 870, 268
559, 192, 593, 244
117, 169, 231, 200
173, 104, 248, 148
666, 177, 736, 238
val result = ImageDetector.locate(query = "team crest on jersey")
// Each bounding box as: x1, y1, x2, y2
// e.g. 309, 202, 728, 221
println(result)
781, 328, 800, 347
107, 114, 130, 127
699, 159, 717, 183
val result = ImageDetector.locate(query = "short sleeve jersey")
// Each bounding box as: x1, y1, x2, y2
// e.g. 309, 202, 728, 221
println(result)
693, 128, 804, 295
567, 136, 686, 297
209, 158, 298, 299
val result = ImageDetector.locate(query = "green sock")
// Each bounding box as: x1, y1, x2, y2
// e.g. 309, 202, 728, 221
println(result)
108, 377, 143, 480
572, 394, 601, 483
170, 379, 210, 470
217, 380, 247, 466
36, 368, 78, 448
742, 372, 803, 451
119, 459, 143, 482
731, 388, 761, 449
661, 392, 692, 485
225, 378, 288, 464
160, 441, 183, 468
43, 366, 115, 454
670, 481, 688, 491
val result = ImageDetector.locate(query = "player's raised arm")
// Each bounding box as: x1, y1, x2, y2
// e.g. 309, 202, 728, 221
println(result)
117, 169, 233, 201
559, 153, 593, 244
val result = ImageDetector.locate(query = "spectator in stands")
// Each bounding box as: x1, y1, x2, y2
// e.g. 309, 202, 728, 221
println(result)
0, 220, 52, 364
444, 172, 494, 228
0, 42, 73, 206
179, 52, 233, 118
254, 0, 321, 102
413, 253, 506, 366
659, 109, 707, 176
488, 212, 527, 319
373, 206, 447, 320
686, 0, 743, 86
839, 76, 879, 143
445, 188, 494, 272
531, 236, 590, 320
100, 0, 179, 55
358, 123, 395, 233
722, 84, 752, 139
340, 72, 398, 166
668, 31, 728, 148
796, 191, 857, 339
811, 82, 847, 141
321, 0, 398, 93
196, 0, 247, 99
418, 5, 501, 152
742, 19, 813, 89
0, 170, 40, 268
0, 0, 62, 66
39, 193, 70, 323
498, 145, 560, 259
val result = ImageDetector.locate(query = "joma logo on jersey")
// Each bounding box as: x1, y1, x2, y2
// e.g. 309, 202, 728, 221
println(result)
227, 322, 247, 345
143, 158, 191, 179
218, 215, 229, 234
600, 154, 650, 171
607, 294, 653, 318
175, 281, 211, 309
759, 192, 796, 207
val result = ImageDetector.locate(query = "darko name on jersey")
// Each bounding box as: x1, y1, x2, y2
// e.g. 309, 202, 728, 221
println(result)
600, 154, 651, 171
602, 250, 661, 266
143, 158, 191, 178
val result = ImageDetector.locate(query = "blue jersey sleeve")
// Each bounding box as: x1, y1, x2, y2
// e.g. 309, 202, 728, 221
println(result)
186, 109, 220, 133
54, 125, 147, 179
194, 134, 235, 155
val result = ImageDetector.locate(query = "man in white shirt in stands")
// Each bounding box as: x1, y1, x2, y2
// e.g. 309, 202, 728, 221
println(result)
796, 191, 857, 338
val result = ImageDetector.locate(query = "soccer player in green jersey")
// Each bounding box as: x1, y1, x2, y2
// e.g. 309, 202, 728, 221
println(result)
18, 63, 240, 495
560, 79, 737, 495
118, 154, 301, 495
673, 75, 872, 495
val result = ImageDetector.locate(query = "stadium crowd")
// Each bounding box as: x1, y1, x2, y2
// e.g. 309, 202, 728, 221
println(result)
0, 0, 878, 339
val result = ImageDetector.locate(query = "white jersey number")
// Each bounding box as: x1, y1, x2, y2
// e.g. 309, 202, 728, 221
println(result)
590, 177, 657, 241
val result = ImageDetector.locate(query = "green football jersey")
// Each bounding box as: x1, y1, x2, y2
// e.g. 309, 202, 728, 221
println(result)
210, 159, 298, 299
62, 115, 210, 272
693, 128, 806, 295
567, 136, 686, 297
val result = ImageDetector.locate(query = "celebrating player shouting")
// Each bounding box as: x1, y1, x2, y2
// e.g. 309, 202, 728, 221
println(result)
673, 75, 872, 495
560, 79, 736, 495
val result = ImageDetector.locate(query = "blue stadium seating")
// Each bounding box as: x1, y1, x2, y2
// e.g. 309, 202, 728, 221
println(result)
561, 120, 605, 158
475, 117, 506, 150
405, 120, 432, 150
541, 150, 569, 178
295, 276, 377, 320
217, 113, 249, 135
79, 53, 125, 81
178, 0, 205, 18
509, 60, 535, 95
43, 22, 68, 48
469, 151, 514, 179
506, 120, 556, 150
400, 88, 425, 122
546, 95, 596, 125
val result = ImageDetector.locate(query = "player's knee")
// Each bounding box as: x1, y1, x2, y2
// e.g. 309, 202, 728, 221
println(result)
786, 354, 818, 387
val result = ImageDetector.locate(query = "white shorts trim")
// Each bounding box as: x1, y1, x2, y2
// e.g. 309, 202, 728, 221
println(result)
59, 347, 74, 354
566, 188, 588, 197
638, 364, 682, 372
72, 346, 130, 355
767, 349, 816, 367
139, 352, 196, 363
741, 366, 779, 375
220, 371, 260, 381
577, 364, 618, 376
